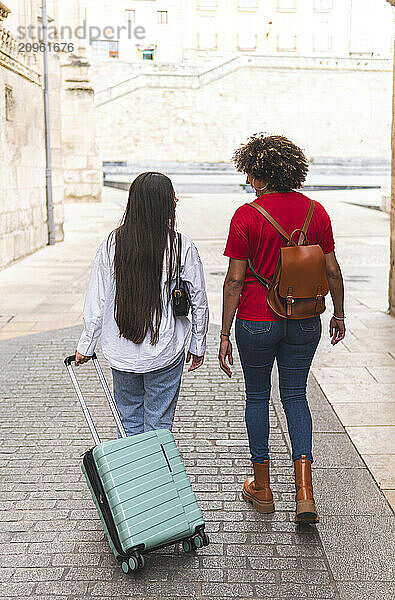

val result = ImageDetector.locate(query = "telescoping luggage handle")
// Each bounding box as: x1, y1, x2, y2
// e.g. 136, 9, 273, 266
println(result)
64, 353, 127, 444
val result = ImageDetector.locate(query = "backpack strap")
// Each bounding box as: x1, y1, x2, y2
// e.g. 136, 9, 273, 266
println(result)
299, 199, 315, 244
247, 259, 271, 289
175, 232, 182, 291
249, 202, 291, 244
249, 198, 315, 246
247, 203, 285, 288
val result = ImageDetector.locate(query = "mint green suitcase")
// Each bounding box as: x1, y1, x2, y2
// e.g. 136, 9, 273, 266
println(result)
65, 354, 208, 573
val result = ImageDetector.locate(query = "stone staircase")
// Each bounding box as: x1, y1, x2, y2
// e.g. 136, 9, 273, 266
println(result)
94, 54, 391, 107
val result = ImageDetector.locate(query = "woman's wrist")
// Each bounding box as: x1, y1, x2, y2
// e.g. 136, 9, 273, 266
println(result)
333, 314, 346, 321
220, 330, 230, 338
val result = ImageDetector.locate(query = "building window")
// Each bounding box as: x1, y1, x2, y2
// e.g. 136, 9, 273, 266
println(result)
198, 0, 217, 11
238, 31, 257, 50
142, 48, 154, 60
157, 10, 168, 24
277, 0, 297, 11
5, 86, 14, 122
237, 14, 257, 49
238, 0, 258, 10
91, 40, 119, 59
198, 16, 217, 49
313, 23, 332, 51
108, 41, 119, 58
314, 0, 332, 10
91, 40, 107, 59
277, 30, 297, 51
125, 9, 135, 23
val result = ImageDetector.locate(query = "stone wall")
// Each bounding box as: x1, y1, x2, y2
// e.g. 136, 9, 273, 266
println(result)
0, 27, 64, 270
95, 58, 393, 163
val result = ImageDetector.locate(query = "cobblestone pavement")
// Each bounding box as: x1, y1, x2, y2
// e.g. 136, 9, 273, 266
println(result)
1, 326, 394, 600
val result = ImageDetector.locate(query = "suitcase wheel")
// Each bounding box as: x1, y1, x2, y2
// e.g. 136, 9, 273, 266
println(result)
129, 554, 145, 570
194, 527, 209, 547
183, 534, 208, 553
121, 561, 130, 574
121, 554, 145, 573
193, 535, 203, 549
182, 539, 193, 553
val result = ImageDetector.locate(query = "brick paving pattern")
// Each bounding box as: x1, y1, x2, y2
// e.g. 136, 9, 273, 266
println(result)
0, 325, 347, 599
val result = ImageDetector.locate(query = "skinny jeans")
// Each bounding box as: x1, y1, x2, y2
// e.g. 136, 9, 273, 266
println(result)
235, 316, 321, 463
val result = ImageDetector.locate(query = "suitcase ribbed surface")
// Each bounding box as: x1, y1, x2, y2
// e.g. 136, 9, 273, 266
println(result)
92, 430, 204, 553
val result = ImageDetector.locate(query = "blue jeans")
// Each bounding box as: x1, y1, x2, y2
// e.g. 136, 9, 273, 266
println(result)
111, 352, 185, 436
235, 317, 322, 463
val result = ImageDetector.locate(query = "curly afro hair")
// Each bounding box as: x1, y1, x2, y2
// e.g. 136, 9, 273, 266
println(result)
232, 133, 309, 192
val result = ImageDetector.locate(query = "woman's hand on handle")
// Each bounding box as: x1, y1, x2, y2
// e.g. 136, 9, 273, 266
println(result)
218, 338, 233, 378
75, 350, 92, 366
186, 352, 204, 372
329, 317, 346, 345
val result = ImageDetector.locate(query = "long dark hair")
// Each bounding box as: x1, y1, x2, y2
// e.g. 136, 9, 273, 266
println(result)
113, 172, 176, 345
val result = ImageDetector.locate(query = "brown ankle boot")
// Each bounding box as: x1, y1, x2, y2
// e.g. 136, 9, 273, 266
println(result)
293, 455, 319, 523
242, 461, 275, 513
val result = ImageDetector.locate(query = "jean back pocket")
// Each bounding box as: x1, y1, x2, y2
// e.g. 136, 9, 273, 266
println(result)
298, 317, 320, 332
240, 320, 273, 335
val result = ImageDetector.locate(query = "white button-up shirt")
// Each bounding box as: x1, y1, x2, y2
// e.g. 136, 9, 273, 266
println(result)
77, 232, 209, 373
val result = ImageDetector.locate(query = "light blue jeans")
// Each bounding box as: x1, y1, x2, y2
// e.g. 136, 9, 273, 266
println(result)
111, 352, 185, 436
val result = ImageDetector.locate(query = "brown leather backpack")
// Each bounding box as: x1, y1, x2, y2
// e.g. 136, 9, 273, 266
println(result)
248, 199, 329, 319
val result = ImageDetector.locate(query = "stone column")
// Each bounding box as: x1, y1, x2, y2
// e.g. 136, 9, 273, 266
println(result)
390, 44, 395, 315
60, 49, 102, 202
48, 51, 65, 242
388, 0, 395, 315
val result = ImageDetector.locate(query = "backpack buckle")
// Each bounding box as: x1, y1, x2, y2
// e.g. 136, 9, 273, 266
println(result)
286, 288, 294, 316
315, 287, 324, 313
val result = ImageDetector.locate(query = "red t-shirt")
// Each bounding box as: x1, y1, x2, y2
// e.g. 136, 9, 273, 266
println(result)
224, 191, 335, 321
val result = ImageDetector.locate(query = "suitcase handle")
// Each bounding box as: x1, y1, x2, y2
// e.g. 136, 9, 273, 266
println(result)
64, 352, 127, 444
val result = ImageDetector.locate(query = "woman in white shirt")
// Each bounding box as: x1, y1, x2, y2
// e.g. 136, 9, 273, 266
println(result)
75, 172, 209, 436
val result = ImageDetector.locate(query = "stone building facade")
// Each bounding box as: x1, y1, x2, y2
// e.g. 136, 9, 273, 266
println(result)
83, 0, 393, 64
0, 2, 63, 269
0, 0, 101, 271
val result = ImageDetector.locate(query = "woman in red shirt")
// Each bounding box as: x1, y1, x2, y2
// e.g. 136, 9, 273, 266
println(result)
219, 134, 346, 524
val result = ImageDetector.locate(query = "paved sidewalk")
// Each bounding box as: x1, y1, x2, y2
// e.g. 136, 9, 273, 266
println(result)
0, 186, 393, 508
0, 326, 393, 599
